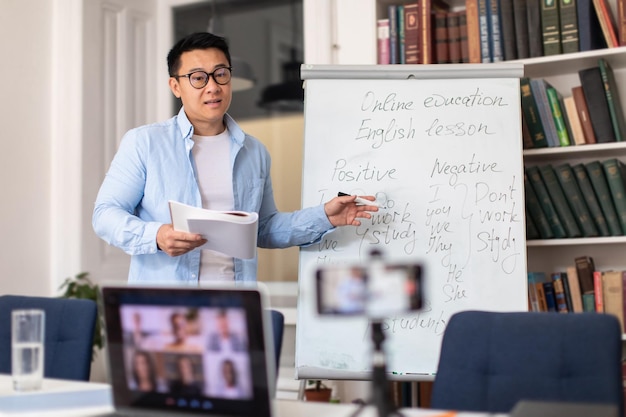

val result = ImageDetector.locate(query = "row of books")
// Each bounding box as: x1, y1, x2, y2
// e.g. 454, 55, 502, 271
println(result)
528, 256, 626, 332
522, 58, 626, 149
378, 0, 625, 65
524, 159, 626, 239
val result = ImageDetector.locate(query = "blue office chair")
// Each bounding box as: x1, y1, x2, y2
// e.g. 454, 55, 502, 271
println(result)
269, 309, 284, 373
430, 310, 624, 415
0, 295, 97, 381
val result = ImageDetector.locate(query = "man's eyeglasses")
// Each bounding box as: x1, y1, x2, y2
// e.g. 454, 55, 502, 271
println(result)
173, 67, 232, 89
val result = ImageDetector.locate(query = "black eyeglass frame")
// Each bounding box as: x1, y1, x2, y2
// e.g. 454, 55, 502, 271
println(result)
172, 67, 233, 89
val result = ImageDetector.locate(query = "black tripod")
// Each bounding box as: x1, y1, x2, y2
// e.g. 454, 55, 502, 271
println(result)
349, 320, 406, 417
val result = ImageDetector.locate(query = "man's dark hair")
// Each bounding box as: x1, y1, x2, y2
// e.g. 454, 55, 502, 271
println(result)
167, 32, 231, 77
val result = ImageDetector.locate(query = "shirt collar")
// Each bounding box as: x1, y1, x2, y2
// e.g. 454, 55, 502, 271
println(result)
176, 108, 245, 147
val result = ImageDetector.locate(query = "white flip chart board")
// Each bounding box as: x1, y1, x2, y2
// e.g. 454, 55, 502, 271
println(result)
296, 64, 528, 380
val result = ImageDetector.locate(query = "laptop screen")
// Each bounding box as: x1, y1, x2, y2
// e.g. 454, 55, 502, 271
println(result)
100, 285, 273, 417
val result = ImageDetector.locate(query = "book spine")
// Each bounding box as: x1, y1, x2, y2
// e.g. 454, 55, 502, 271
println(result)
559, 0, 579, 53
543, 281, 558, 311
559, 271, 574, 312
377, 19, 391, 65
500, 0, 518, 60
404, 4, 419, 64
622, 271, 626, 331
520, 78, 549, 148
513, 0, 530, 59
529, 79, 560, 147
527, 272, 542, 311
420, 0, 433, 64
459, 10, 470, 62
602, 158, 626, 234
572, 85, 598, 144
526, 165, 568, 238
541, 0, 562, 55
562, 96, 586, 145
398, 5, 406, 64
489, 0, 504, 61
535, 282, 548, 311
388, 5, 399, 64
572, 163, 611, 236
551, 273, 569, 312
522, 113, 535, 150
592, 0, 619, 47
577, 0, 608, 50
524, 173, 556, 239
575, 255, 596, 295
602, 270, 625, 330
586, 160, 623, 235
435, 11, 449, 64
527, 0, 545, 56
466, 0, 483, 62
554, 163, 599, 237
566, 266, 584, 312
579, 66, 617, 143
538, 164, 582, 237
582, 292, 596, 311
620, 0, 626, 45
447, 11, 463, 63
598, 58, 626, 142
593, 270, 604, 312
526, 210, 540, 239
545, 86, 571, 146
478, 0, 492, 62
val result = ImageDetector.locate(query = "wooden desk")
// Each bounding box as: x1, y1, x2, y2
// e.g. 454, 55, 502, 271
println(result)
0, 400, 505, 417
0, 375, 503, 417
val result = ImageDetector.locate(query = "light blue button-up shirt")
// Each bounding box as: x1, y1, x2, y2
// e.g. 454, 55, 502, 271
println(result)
93, 108, 333, 283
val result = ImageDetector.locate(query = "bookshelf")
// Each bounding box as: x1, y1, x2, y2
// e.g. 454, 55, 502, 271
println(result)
303, 0, 626, 276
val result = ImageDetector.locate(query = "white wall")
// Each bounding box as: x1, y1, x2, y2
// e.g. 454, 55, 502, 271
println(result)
0, 0, 54, 296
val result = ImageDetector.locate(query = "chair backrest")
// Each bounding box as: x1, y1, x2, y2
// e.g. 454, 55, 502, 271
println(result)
0, 295, 97, 381
270, 309, 284, 373
431, 310, 624, 415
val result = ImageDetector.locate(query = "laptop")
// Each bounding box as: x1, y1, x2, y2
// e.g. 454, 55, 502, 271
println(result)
99, 284, 275, 417
510, 400, 618, 417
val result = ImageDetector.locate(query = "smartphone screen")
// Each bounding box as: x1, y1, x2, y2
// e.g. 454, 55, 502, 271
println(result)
315, 263, 422, 317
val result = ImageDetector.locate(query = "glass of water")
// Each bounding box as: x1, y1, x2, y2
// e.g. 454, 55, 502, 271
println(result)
12, 309, 45, 391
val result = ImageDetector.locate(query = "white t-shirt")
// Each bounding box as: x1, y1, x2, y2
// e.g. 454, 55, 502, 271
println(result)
192, 130, 235, 282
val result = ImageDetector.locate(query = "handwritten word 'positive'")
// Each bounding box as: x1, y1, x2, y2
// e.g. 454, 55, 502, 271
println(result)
330, 159, 398, 182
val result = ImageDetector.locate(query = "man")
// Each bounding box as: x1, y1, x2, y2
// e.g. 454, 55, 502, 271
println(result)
92, 32, 377, 283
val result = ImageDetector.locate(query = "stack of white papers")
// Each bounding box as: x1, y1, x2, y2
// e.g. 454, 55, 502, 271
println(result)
169, 200, 259, 259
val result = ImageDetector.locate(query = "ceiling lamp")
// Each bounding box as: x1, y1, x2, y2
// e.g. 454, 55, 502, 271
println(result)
207, 0, 256, 92
231, 56, 255, 91
258, 48, 303, 112
258, 0, 303, 112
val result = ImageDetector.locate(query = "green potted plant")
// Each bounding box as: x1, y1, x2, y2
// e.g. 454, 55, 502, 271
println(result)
304, 379, 332, 402
58, 272, 105, 360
